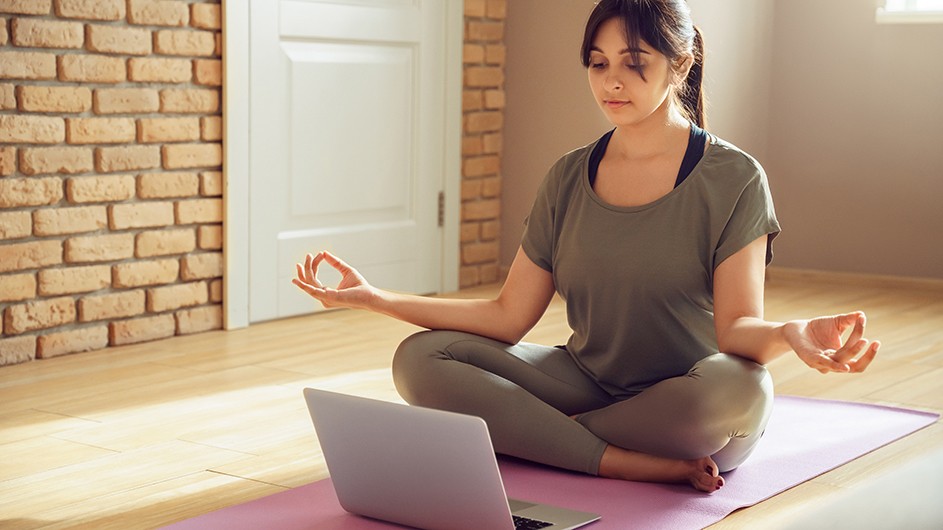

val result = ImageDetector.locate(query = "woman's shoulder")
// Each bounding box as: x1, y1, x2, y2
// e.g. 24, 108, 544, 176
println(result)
543, 133, 607, 186
701, 134, 768, 184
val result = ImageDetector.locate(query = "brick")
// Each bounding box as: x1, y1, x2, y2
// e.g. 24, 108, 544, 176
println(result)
480, 219, 500, 240
482, 176, 502, 198
93, 88, 159, 114
460, 222, 479, 243
128, 57, 191, 83
0, 240, 61, 273
0, 0, 51, 15
0, 273, 36, 302
190, 3, 220, 30
175, 198, 221, 224
199, 170, 221, 196
113, 258, 178, 288
17, 86, 91, 113
463, 90, 483, 112
461, 179, 482, 201
56, 0, 125, 20
208, 278, 221, 302
33, 205, 107, 236
465, 66, 504, 87
20, 147, 93, 175
110, 313, 175, 346
467, 21, 504, 42
193, 58, 221, 86
0, 212, 30, 240
463, 155, 500, 177
0, 336, 35, 366
1, 83, 13, 109
0, 115, 65, 143
484, 89, 505, 109
480, 263, 499, 283
11, 18, 83, 48
486, 0, 507, 19
147, 280, 206, 312
482, 132, 502, 154
461, 198, 500, 221
38, 264, 110, 295
461, 240, 499, 265
109, 201, 174, 229
214, 32, 221, 56
459, 265, 479, 288
66, 174, 135, 203
65, 233, 135, 263
154, 29, 215, 56
159, 88, 218, 113
86, 24, 151, 55
175, 304, 221, 334
0, 177, 63, 207
95, 145, 161, 172
4, 296, 75, 334
465, 111, 503, 133
0, 51, 56, 79
79, 290, 145, 321
37, 325, 108, 358
0, 146, 14, 175
0, 17, 6, 45
180, 251, 221, 280
464, 0, 485, 17
200, 117, 221, 141
128, 0, 188, 27
137, 117, 200, 143
197, 224, 221, 249
136, 228, 195, 257
137, 171, 199, 198
58, 54, 126, 83
485, 44, 506, 65
66, 117, 136, 144
464, 44, 484, 64
162, 143, 221, 169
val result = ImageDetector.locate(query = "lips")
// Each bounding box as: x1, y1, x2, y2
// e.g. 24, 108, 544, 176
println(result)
604, 99, 629, 109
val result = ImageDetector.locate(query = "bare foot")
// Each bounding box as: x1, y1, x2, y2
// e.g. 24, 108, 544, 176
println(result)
597, 444, 724, 493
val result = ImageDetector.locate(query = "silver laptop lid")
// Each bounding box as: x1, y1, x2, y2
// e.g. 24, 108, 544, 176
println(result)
303, 388, 516, 530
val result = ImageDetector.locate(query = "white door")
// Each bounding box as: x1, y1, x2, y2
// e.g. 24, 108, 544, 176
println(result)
247, 0, 460, 323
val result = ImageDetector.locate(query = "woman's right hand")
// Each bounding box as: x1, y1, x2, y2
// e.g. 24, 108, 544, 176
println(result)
292, 251, 377, 310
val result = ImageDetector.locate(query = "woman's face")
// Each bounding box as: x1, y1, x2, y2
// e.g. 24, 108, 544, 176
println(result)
587, 18, 677, 128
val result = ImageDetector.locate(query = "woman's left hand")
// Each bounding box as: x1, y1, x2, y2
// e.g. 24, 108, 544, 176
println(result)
783, 312, 880, 374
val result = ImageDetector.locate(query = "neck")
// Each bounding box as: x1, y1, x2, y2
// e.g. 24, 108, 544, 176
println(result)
609, 102, 689, 159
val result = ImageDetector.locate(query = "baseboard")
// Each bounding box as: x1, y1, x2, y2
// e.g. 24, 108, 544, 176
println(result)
767, 266, 943, 292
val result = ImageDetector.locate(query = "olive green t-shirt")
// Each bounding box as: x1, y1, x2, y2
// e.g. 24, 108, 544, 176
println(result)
522, 133, 780, 398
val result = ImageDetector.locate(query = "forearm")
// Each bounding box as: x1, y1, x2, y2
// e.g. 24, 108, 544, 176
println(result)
717, 316, 790, 365
371, 289, 532, 344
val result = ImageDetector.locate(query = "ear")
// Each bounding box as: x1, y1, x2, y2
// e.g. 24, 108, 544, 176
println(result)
674, 53, 695, 81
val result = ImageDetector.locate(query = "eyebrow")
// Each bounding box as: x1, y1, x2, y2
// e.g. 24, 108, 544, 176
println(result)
589, 46, 651, 55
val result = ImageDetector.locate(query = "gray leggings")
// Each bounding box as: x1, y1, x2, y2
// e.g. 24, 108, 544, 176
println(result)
392, 330, 773, 476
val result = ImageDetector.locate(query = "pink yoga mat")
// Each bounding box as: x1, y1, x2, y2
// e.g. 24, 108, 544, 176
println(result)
165, 396, 938, 530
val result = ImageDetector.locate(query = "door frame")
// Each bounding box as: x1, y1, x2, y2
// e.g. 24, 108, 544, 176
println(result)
222, 0, 463, 329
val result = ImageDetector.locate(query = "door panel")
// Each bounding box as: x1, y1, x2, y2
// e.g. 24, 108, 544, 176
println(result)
249, 0, 448, 322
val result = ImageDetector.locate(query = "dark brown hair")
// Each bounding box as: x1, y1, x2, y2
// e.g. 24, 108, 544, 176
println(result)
580, 0, 706, 128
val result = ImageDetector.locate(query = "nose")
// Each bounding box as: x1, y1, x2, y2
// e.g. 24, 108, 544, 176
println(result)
604, 72, 623, 92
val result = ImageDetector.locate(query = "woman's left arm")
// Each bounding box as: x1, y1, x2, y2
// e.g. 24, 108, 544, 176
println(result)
712, 235, 880, 373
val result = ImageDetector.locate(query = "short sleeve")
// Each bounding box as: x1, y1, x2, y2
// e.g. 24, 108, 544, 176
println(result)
713, 165, 781, 269
520, 168, 559, 272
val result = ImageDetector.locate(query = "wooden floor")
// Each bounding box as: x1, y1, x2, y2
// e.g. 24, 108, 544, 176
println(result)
1, 272, 941, 529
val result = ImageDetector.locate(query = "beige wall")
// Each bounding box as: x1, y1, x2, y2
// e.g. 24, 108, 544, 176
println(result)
765, 0, 943, 279
503, 0, 943, 280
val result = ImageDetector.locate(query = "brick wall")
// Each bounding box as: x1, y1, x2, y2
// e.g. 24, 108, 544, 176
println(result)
0, 0, 507, 366
461, 0, 505, 288
0, 0, 223, 366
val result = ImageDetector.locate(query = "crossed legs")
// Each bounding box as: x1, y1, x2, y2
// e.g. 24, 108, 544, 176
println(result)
391, 330, 773, 489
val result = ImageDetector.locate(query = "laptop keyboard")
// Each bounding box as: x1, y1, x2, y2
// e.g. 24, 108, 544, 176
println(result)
513, 515, 554, 529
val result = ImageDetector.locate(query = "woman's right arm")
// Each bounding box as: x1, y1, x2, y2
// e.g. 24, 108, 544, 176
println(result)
292, 247, 556, 344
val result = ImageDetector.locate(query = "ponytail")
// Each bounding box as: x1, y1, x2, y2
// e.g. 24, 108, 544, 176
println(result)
680, 26, 706, 129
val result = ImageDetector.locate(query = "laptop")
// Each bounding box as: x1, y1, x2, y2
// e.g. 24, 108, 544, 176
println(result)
303, 387, 600, 530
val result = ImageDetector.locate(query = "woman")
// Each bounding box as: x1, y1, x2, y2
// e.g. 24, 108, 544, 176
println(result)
293, 0, 880, 493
